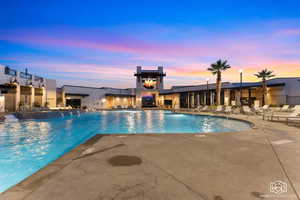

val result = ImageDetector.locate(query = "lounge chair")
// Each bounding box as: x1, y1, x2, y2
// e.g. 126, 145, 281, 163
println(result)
253, 105, 270, 114
279, 105, 290, 112
224, 106, 232, 114
242, 106, 255, 115
194, 105, 203, 112
264, 105, 300, 122
201, 106, 210, 112
291, 105, 300, 111
253, 105, 260, 113
214, 105, 223, 113
287, 117, 300, 125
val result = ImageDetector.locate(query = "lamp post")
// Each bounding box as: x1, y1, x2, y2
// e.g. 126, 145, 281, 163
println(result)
239, 69, 243, 105
206, 78, 209, 105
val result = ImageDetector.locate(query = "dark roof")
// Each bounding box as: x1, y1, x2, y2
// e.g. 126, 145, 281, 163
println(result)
134, 69, 166, 76
65, 93, 89, 97
160, 78, 295, 95
105, 93, 135, 97
171, 82, 230, 90
62, 84, 134, 90
227, 82, 285, 89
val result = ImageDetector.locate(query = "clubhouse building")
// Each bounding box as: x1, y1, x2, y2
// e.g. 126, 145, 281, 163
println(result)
1, 64, 300, 112
0, 65, 56, 112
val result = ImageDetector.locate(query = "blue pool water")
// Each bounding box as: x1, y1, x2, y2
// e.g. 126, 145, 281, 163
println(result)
0, 110, 251, 192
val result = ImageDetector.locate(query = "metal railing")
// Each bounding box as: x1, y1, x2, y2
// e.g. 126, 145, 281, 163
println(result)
20, 72, 32, 80
34, 75, 44, 82
4, 66, 17, 76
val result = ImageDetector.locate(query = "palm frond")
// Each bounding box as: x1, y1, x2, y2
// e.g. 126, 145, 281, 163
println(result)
207, 59, 231, 76
254, 68, 275, 80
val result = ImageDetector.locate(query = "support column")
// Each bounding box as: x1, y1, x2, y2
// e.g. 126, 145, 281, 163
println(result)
187, 93, 190, 108
235, 90, 241, 106
42, 87, 47, 107
224, 89, 230, 106
30, 86, 35, 109
15, 84, 20, 111
191, 93, 194, 108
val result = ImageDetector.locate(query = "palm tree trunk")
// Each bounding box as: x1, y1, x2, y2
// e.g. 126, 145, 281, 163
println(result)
216, 72, 221, 105
262, 79, 266, 106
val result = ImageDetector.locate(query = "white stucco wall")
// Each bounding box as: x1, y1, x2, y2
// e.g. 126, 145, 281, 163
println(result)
0, 65, 57, 109
0, 65, 13, 85
45, 79, 57, 108
62, 85, 135, 109
282, 78, 300, 105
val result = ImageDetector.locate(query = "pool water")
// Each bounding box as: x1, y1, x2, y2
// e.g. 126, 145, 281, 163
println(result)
0, 110, 251, 192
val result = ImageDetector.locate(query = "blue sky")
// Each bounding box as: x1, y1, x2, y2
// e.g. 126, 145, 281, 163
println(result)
1, 0, 300, 88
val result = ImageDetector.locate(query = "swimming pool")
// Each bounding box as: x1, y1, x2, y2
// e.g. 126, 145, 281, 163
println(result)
0, 110, 251, 192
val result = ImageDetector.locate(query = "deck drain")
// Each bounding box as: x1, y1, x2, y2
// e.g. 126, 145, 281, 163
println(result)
251, 191, 265, 199
108, 155, 142, 166
214, 195, 224, 200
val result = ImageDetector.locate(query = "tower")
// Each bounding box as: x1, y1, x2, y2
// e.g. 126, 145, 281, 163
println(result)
135, 66, 166, 108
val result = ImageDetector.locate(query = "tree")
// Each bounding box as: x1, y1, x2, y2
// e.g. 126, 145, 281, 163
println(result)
207, 59, 231, 105
254, 69, 275, 106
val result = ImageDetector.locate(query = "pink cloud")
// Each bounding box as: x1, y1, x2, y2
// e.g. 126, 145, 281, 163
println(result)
1, 24, 300, 88
0, 27, 276, 59
277, 28, 300, 36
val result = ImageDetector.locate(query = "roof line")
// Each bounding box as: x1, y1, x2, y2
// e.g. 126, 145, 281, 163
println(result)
62, 84, 134, 90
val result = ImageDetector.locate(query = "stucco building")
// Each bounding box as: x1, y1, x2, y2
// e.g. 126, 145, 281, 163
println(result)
0, 65, 56, 112
1, 64, 298, 112
57, 66, 300, 109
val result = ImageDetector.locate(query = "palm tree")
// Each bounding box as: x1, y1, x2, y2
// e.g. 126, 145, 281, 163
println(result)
207, 59, 231, 105
254, 69, 275, 106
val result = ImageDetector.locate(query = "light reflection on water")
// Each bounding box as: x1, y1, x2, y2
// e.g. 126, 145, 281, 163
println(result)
0, 111, 251, 192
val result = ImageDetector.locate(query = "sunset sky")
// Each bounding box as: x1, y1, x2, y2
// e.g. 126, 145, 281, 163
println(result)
1, 0, 300, 88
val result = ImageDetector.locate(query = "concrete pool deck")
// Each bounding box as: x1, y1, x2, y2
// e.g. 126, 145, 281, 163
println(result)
1, 113, 300, 200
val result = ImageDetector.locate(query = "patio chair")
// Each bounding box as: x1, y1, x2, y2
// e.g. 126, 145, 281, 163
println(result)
242, 106, 255, 115
214, 105, 223, 113
224, 106, 232, 114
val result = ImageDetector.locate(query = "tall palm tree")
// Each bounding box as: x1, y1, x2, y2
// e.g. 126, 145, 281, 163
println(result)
207, 59, 231, 105
254, 69, 275, 106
